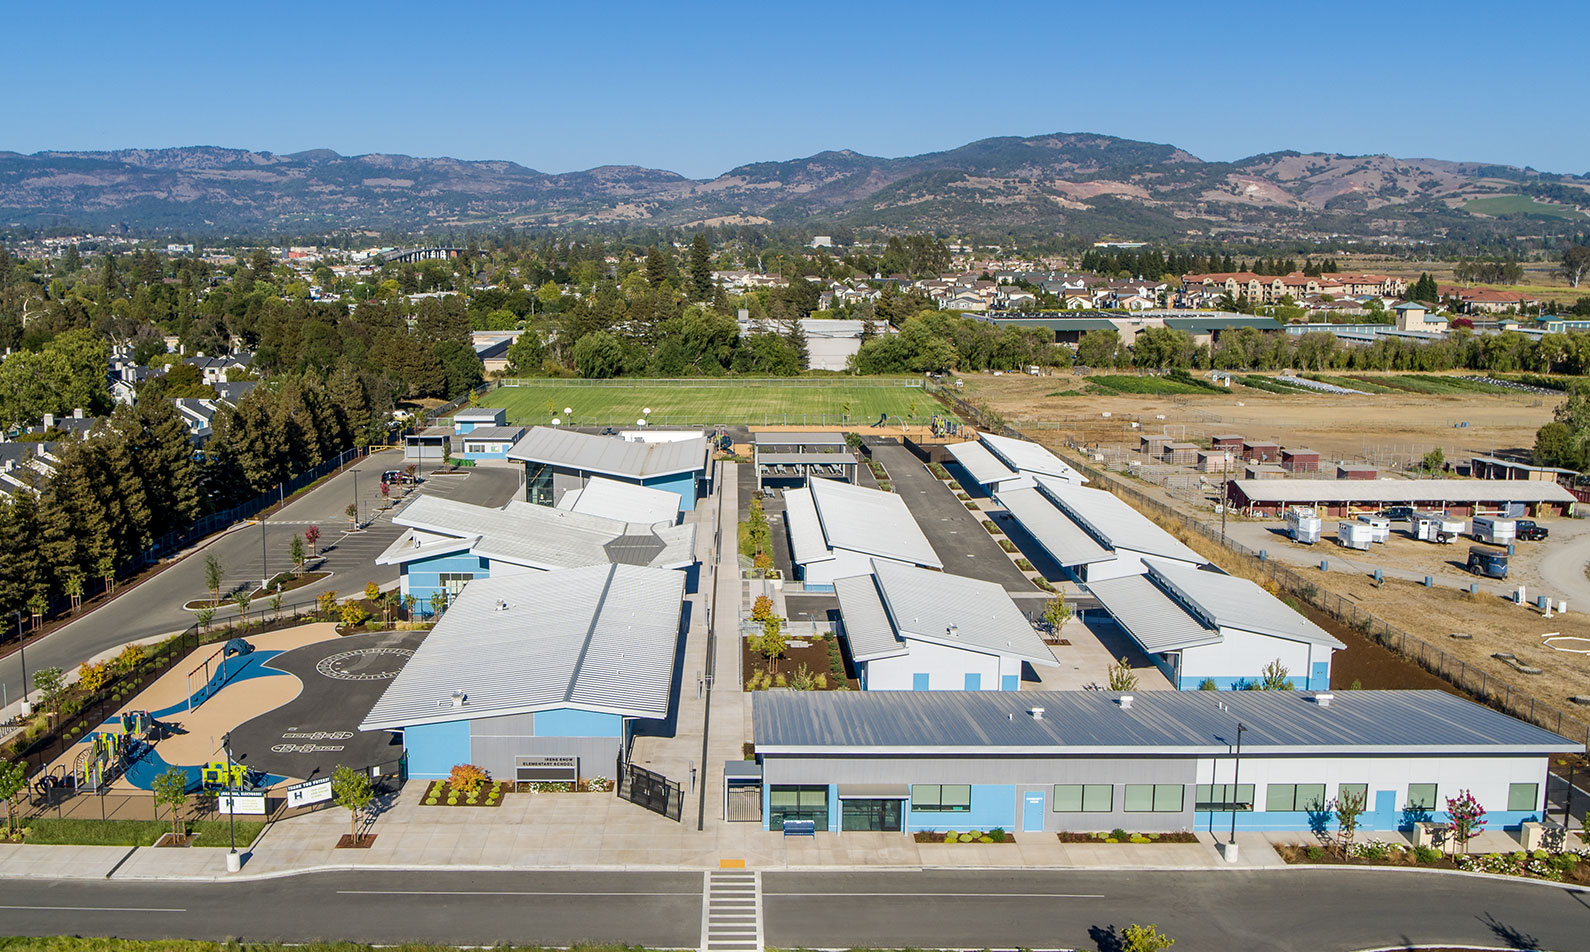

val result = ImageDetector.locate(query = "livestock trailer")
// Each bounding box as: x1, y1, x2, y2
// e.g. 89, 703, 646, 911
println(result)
1286, 507, 1323, 545
1471, 516, 1517, 546
1337, 521, 1374, 550
1467, 545, 1510, 579
1412, 512, 1466, 543
1355, 514, 1391, 544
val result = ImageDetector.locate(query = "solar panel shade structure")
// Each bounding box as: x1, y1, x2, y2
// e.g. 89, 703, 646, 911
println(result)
360, 564, 685, 731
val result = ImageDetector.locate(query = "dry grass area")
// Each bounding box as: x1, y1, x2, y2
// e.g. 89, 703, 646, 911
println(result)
965, 372, 1555, 466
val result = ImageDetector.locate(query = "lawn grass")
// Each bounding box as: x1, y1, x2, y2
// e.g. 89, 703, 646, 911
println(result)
479, 378, 935, 426
23, 817, 267, 847
1463, 195, 1588, 220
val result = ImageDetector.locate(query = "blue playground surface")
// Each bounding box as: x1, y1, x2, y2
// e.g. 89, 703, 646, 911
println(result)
82, 648, 292, 791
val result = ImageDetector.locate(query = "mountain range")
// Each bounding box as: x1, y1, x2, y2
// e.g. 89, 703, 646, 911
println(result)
1, 133, 1587, 241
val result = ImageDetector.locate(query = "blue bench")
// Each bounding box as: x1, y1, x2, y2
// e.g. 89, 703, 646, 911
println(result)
782, 819, 816, 837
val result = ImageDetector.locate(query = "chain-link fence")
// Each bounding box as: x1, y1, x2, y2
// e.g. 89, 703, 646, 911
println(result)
925, 378, 1590, 750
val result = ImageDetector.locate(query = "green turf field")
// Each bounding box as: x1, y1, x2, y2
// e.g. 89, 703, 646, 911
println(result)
478, 378, 941, 427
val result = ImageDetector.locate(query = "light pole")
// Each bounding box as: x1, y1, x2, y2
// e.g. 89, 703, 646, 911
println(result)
12, 610, 27, 711
224, 731, 240, 872
1229, 721, 1247, 857
260, 521, 269, 593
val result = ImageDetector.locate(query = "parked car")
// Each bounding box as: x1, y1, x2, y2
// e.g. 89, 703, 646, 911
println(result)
1514, 519, 1549, 541
1378, 506, 1416, 522
381, 470, 416, 486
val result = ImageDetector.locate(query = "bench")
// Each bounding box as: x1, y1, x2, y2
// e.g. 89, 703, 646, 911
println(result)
782, 819, 817, 837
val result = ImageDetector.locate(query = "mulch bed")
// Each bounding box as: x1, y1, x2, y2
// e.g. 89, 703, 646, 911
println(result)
421, 780, 508, 806
1057, 831, 1198, 844
742, 635, 855, 690
914, 831, 1018, 844
336, 834, 378, 849
154, 833, 196, 848
1274, 842, 1460, 870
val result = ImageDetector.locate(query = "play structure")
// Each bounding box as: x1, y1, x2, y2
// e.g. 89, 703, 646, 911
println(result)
713, 425, 732, 452
184, 638, 254, 713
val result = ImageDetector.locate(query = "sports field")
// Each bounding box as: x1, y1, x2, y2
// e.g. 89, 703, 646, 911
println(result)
479, 378, 942, 427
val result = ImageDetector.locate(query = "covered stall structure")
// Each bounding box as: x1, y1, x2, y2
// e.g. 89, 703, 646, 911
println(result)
1226, 478, 1576, 519
753, 431, 856, 490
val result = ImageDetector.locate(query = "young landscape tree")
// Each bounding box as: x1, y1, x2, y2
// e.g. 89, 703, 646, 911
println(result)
1331, 788, 1366, 856
1445, 789, 1487, 854
0, 759, 25, 838
332, 764, 375, 840
304, 524, 321, 556
1042, 592, 1071, 632
1107, 656, 1138, 692
204, 554, 225, 607
1257, 659, 1294, 691
1120, 923, 1175, 952
289, 534, 307, 576
751, 615, 788, 676
152, 766, 190, 841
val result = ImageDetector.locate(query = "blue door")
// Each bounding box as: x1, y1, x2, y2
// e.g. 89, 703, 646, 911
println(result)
1001, 674, 1019, 692
964, 673, 981, 691
912, 673, 930, 691
1022, 791, 1045, 832
1310, 661, 1330, 690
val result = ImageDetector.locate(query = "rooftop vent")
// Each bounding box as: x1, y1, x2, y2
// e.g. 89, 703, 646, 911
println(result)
1029, 707, 1045, 720
1119, 694, 1135, 710
946, 624, 959, 638
494, 600, 510, 612
450, 691, 468, 708
1313, 692, 1334, 708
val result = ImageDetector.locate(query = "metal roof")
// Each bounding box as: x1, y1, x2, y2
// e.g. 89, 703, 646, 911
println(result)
754, 431, 847, 446
1140, 559, 1341, 648
995, 487, 1112, 566
756, 452, 856, 465
979, 432, 1086, 482
455, 425, 526, 442
752, 689, 1581, 756
869, 559, 1056, 665
1163, 316, 1285, 333
832, 574, 908, 662
361, 564, 685, 730
562, 476, 681, 525
1232, 478, 1576, 505
807, 478, 943, 568
945, 440, 1018, 486
507, 426, 708, 479
1086, 572, 1221, 653
1034, 476, 1206, 565
781, 486, 833, 567
384, 495, 694, 571
453, 408, 505, 422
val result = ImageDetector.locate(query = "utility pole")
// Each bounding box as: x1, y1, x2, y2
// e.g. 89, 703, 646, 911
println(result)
1221, 451, 1231, 543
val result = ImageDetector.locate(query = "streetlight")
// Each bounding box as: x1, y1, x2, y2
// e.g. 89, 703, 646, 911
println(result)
11, 611, 28, 714
224, 731, 240, 872
1226, 717, 1247, 862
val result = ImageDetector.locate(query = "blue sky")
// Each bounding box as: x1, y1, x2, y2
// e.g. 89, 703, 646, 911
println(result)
5, 1, 1585, 178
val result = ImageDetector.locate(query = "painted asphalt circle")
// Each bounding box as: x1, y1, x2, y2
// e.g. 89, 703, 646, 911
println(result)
227, 629, 429, 782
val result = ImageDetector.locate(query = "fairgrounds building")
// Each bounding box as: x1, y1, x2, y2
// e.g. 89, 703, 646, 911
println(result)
749, 689, 1576, 835
1226, 478, 1575, 518
361, 564, 685, 781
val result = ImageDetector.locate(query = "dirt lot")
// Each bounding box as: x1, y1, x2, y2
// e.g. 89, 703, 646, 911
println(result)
963, 372, 1555, 468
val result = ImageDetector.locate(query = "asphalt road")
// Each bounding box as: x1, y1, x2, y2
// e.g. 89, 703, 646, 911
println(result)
0, 455, 521, 712
0, 868, 1585, 950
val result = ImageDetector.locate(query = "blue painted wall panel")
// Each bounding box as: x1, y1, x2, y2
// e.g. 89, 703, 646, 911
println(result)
907, 784, 1016, 832
404, 721, 472, 779
404, 552, 491, 616
643, 471, 698, 511
1000, 674, 1019, 692
1195, 807, 1545, 833
533, 708, 623, 738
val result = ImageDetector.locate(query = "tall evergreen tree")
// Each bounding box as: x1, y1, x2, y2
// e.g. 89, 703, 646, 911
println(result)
688, 234, 713, 301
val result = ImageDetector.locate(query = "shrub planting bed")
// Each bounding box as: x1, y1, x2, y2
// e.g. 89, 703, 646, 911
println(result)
1276, 838, 1590, 884
1057, 830, 1198, 845
422, 779, 507, 807
915, 829, 1016, 844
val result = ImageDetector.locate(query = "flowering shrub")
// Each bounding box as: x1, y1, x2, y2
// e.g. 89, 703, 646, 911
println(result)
76, 661, 112, 695
448, 763, 489, 795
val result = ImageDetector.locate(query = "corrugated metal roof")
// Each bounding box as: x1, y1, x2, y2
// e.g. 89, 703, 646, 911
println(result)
455, 425, 526, 442
1146, 560, 1343, 649
980, 432, 1086, 482
832, 574, 907, 661
945, 440, 1017, 486
752, 689, 1581, 755
1087, 573, 1220, 653
391, 495, 694, 571
360, 564, 685, 730
1232, 478, 1576, 505
872, 560, 1057, 665
809, 478, 943, 568
508, 426, 708, 478
1035, 476, 1205, 565
996, 487, 1113, 567
565, 476, 681, 524
782, 486, 833, 568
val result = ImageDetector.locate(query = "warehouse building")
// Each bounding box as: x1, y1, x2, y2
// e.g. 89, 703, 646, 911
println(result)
784, 478, 942, 589
995, 476, 1206, 583
1087, 559, 1342, 690
376, 495, 695, 613
945, 431, 1087, 495
833, 559, 1058, 691
361, 564, 685, 781
1226, 478, 1576, 518
749, 689, 1576, 834
508, 426, 710, 513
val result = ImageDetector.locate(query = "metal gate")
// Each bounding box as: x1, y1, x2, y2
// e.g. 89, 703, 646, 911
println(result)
726, 785, 763, 822
618, 763, 682, 822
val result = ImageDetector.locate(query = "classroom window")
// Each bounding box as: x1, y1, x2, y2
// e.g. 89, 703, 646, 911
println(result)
1406, 784, 1438, 811
1194, 784, 1254, 811
1508, 783, 1540, 812
912, 784, 971, 812
1124, 784, 1183, 812
769, 785, 828, 829
1265, 783, 1327, 813
1336, 783, 1369, 808
438, 573, 474, 596
1052, 784, 1113, 813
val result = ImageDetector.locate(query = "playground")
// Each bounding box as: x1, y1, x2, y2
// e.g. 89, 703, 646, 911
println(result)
32, 625, 422, 817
